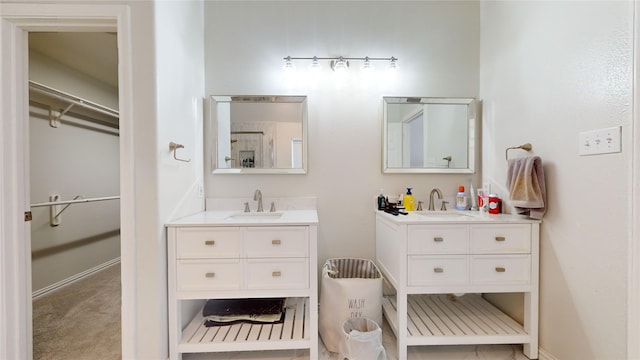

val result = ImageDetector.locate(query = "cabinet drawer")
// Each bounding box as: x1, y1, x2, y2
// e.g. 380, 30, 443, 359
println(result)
176, 227, 241, 259
408, 225, 468, 254
408, 255, 467, 286
246, 258, 308, 289
470, 255, 530, 285
177, 259, 241, 291
244, 226, 308, 258
470, 225, 531, 253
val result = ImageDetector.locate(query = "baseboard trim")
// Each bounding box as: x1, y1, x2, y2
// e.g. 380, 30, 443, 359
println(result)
32, 257, 121, 300
538, 347, 559, 360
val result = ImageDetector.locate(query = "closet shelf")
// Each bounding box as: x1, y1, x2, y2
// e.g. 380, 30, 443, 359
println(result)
31, 195, 120, 208
28, 80, 119, 128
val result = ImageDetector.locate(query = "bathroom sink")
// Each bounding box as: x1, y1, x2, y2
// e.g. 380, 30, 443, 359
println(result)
225, 211, 284, 220
414, 211, 475, 219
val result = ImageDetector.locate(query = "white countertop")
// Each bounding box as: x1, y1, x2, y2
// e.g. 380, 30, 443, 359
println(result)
166, 209, 319, 227
376, 209, 540, 224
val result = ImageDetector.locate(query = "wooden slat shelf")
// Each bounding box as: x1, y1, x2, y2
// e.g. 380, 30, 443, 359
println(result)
383, 294, 530, 346
179, 297, 311, 353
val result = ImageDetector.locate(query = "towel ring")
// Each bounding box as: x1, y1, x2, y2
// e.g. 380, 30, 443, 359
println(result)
505, 143, 532, 160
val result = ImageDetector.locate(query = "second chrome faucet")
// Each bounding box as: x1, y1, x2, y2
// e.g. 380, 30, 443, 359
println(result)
428, 188, 448, 211
254, 189, 263, 212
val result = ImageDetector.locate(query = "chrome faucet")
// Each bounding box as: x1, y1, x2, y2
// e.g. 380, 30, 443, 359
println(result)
428, 188, 443, 211
254, 189, 263, 212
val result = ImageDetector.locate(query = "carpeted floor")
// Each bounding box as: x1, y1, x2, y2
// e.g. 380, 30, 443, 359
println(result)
32, 263, 121, 360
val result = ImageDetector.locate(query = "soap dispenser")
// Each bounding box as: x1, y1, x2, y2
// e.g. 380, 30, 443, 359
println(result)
377, 189, 386, 210
403, 188, 415, 211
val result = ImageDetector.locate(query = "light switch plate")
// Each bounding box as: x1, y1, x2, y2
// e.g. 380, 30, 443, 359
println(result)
578, 126, 621, 156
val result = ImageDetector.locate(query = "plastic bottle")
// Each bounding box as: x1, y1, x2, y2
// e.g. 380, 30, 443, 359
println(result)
469, 181, 478, 211
377, 189, 386, 210
456, 185, 468, 210
403, 188, 415, 211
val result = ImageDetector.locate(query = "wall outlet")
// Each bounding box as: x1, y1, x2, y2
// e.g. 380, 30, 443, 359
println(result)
197, 183, 204, 198
578, 126, 621, 156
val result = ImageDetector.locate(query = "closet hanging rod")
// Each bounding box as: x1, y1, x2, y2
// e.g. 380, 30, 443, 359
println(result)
231, 131, 265, 135
28, 80, 119, 119
31, 195, 120, 208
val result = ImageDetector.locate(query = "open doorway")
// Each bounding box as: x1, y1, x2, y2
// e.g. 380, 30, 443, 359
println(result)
0, 5, 135, 359
28, 32, 121, 359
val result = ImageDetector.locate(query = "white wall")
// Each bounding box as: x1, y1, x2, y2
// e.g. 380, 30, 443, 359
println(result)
204, 1, 481, 269
153, 0, 206, 357
479, 2, 633, 358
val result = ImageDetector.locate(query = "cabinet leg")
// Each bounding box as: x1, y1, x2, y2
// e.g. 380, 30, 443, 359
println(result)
396, 292, 408, 360
523, 343, 538, 359
523, 291, 538, 359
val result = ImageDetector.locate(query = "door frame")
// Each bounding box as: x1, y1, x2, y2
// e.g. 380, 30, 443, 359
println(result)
631, 2, 640, 359
0, 4, 135, 359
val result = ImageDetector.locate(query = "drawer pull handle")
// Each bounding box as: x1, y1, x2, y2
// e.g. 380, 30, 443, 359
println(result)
272, 271, 282, 277
495, 236, 506, 242
433, 267, 444, 273
433, 237, 444, 242
205, 272, 215, 278
495, 267, 506, 273
204, 240, 215, 246
272, 239, 281, 245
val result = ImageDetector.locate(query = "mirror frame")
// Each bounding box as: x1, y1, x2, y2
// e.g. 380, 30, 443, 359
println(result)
382, 97, 477, 174
209, 95, 308, 175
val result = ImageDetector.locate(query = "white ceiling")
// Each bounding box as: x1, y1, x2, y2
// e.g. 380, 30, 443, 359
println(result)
29, 32, 118, 88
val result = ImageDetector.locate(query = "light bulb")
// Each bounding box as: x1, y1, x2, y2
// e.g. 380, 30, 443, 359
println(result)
361, 57, 374, 73
332, 57, 349, 74
309, 56, 321, 72
282, 56, 296, 73
387, 57, 398, 73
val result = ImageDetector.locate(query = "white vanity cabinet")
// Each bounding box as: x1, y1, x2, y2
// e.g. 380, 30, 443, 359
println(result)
376, 211, 540, 359
166, 210, 318, 360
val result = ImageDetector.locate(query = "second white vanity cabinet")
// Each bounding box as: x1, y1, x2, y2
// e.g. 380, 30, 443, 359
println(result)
167, 209, 318, 360
376, 211, 540, 359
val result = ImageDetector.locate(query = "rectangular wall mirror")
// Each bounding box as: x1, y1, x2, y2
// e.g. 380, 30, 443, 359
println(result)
383, 97, 476, 174
210, 95, 307, 174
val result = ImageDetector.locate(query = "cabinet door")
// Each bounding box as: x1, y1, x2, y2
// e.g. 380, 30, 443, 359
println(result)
408, 225, 468, 254
470, 224, 531, 254
470, 255, 530, 285
408, 255, 468, 286
177, 259, 242, 291
176, 227, 241, 259
244, 226, 308, 258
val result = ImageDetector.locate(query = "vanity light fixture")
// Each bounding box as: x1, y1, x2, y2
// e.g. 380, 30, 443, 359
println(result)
282, 56, 398, 74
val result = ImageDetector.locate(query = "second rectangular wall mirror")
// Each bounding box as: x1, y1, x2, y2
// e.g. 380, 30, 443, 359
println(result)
383, 97, 476, 174
210, 95, 308, 174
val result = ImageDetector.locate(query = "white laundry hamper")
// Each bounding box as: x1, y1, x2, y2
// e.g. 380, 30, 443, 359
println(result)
319, 258, 383, 353
339, 317, 386, 360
